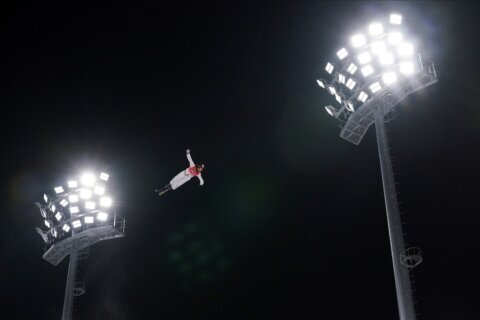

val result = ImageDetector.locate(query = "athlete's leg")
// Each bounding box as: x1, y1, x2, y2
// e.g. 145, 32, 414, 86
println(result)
170, 170, 191, 190
157, 184, 172, 196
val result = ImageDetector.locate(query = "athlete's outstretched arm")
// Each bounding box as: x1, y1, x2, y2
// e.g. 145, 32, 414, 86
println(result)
186, 149, 195, 167
197, 174, 204, 186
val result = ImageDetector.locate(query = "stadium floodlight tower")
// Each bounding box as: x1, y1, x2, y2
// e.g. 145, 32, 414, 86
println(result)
316, 13, 437, 320
34, 171, 126, 320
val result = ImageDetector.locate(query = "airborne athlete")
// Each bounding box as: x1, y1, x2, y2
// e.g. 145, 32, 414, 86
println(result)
156, 149, 205, 196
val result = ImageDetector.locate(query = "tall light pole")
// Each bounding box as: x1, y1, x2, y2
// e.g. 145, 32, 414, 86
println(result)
316, 13, 437, 320
34, 171, 126, 320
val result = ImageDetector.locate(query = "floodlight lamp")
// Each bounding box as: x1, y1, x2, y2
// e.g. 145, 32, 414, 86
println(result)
379, 52, 394, 65
79, 189, 92, 199
399, 61, 414, 75
72, 220, 82, 228
328, 86, 336, 95
97, 211, 108, 221
60, 199, 69, 207
40, 208, 47, 218
358, 52, 372, 65
358, 91, 369, 102
336, 48, 349, 60
85, 201, 96, 210
369, 23, 384, 36
346, 78, 357, 90
55, 212, 62, 221
335, 94, 342, 104
361, 65, 374, 77
325, 62, 334, 74
390, 13, 402, 25
369, 81, 382, 93
338, 74, 346, 84
52, 228, 58, 238
49, 203, 56, 213
316, 79, 326, 88
324, 105, 337, 117
388, 32, 403, 45
69, 194, 79, 203
371, 41, 386, 55
67, 180, 78, 188
81, 173, 96, 186
100, 197, 112, 207
43, 194, 48, 203
62, 224, 71, 232
383, 72, 397, 85
84, 216, 95, 224
399, 43, 414, 56
351, 34, 366, 48
94, 185, 106, 195
54, 186, 64, 194
346, 101, 355, 112
347, 63, 358, 75
70, 206, 79, 214
45, 220, 51, 228
100, 172, 109, 181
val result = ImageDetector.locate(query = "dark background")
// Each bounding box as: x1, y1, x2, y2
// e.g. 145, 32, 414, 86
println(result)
1, 1, 479, 319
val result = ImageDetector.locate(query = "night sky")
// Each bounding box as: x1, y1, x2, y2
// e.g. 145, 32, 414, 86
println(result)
1, 1, 480, 319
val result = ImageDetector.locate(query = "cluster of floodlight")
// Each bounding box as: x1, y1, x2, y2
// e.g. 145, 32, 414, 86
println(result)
316, 13, 417, 117
35, 171, 113, 243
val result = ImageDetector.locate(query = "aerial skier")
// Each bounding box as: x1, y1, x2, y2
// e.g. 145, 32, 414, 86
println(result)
156, 149, 205, 196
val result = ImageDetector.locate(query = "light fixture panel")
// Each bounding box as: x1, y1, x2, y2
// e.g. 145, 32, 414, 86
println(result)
81, 173, 96, 186
55, 212, 62, 221
69, 194, 79, 203
60, 199, 69, 207
325, 62, 334, 74
358, 91, 369, 102
338, 74, 346, 84
97, 212, 109, 221
100, 172, 109, 181
390, 13, 402, 25
346, 78, 357, 90
62, 224, 71, 232
316, 79, 326, 88
358, 52, 372, 65
100, 197, 112, 207
383, 72, 397, 85
351, 34, 366, 48
347, 63, 358, 75
72, 220, 82, 228
68, 180, 78, 188
369, 81, 382, 93
361, 65, 374, 77
369, 23, 384, 36
70, 206, 80, 214
85, 201, 96, 210
85, 216, 95, 224
94, 185, 105, 195
336, 48, 349, 60
54, 186, 64, 194
79, 189, 92, 199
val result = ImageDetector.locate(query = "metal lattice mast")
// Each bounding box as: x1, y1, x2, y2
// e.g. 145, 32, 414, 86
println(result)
61, 238, 79, 320
374, 105, 415, 319
316, 13, 438, 320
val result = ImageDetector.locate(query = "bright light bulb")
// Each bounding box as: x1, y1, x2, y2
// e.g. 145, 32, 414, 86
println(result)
72, 220, 82, 228
68, 180, 78, 188
62, 224, 71, 232
100, 197, 112, 207
325, 105, 336, 117
85, 216, 95, 224
399, 61, 414, 75
388, 32, 403, 45
54, 186, 64, 194
43, 194, 48, 203
383, 72, 397, 85
94, 185, 105, 195
99, 172, 109, 181
55, 212, 62, 221
370, 41, 386, 55
328, 86, 336, 95
390, 13, 402, 25
97, 212, 109, 221
44, 220, 51, 228
358, 91, 369, 103
85, 201, 96, 210
347, 63, 358, 75
369, 81, 382, 93
351, 34, 366, 48
335, 94, 342, 104
379, 52, 394, 65
399, 43, 414, 56
79, 189, 92, 199
361, 65, 374, 77
336, 48, 349, 60
316, 79, 325, 88
49, 203, 56, 213
70, 206, 79, 214
338, 74, 346, 84
325, 62, 334, 74
60, 199, 69, 207
358, 52, 372, 65
346, 78, 357, 90
69, 194, 79, 203
369, 23, 383, 36
81, 173, 96, 186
